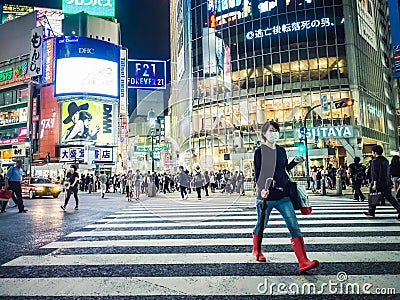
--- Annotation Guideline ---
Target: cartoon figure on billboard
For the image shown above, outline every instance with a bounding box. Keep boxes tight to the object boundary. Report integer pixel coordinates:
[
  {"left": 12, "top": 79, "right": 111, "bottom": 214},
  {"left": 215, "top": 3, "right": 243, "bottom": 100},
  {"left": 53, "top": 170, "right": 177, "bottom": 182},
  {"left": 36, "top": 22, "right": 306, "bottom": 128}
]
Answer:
[
  {"left": 61, "top": 100, "right": 114, "bottom": 144},
  {"left": 61, "top": 102, "right": 89, "bottom": 142},
  {"left": 79, "top": 111, "right": 100, "bottom": 140}
]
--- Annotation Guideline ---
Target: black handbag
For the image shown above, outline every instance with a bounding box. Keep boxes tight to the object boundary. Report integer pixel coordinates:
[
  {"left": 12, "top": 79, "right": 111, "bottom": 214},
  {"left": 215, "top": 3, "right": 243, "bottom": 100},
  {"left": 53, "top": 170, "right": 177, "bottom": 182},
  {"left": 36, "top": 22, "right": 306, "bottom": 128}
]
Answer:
[
  {"left": 368, "top": 192, "right": 382, "bottom": 206},
  {"left": 288, "top": 181, "right": 302, "bottom": 210}
]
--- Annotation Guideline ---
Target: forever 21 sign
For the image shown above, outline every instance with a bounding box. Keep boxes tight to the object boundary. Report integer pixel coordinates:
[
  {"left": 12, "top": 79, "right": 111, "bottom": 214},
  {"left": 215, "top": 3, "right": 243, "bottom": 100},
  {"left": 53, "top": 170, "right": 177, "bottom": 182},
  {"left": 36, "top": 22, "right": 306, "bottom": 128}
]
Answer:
[{"left": 127, "top": 59, "right": 166, "bottom": 90}]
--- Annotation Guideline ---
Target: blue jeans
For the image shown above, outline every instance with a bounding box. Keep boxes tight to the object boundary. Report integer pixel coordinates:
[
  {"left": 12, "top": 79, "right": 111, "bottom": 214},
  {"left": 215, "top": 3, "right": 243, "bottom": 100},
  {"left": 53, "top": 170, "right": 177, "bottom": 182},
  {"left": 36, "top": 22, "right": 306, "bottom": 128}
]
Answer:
[{"left": 253, "top": 196, "right": 302, "bottom": 238}]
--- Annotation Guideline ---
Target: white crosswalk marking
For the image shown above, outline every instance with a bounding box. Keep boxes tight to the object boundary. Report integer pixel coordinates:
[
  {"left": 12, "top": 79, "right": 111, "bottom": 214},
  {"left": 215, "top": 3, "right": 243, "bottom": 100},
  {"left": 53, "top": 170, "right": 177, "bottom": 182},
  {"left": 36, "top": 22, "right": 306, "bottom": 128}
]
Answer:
[{"left": 1, "top": 195, "right": 399, "bottom": 297}]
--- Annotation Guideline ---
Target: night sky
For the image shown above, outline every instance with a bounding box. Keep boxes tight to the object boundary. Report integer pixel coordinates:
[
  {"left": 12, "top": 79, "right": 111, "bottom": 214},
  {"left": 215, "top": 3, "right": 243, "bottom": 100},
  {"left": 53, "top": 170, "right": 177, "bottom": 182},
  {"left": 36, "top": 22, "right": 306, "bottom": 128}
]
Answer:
[{"left": 1, "top": 0, "right": 171, "bottom": 60}]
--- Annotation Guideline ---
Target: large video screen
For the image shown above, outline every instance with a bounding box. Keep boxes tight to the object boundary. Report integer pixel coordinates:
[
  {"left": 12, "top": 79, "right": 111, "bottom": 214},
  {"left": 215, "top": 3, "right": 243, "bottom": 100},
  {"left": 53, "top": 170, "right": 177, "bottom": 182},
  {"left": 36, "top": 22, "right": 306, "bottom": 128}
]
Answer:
[
  {"left": 55, "top": 36, "right": 120, "bottom": 98},
  {"left": 56, "top": 57, "right": 118, "bottom": 97}
]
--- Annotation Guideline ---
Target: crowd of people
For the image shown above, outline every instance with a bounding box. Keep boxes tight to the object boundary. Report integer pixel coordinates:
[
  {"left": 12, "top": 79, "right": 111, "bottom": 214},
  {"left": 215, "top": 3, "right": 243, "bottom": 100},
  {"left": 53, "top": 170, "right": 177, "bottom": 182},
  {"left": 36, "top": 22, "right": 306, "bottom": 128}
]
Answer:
[
  {"left": 309, "top": 154, "right": 400, "bottom": 203},
  {"left": 66, "top": 167, "right": 251, "bottom": 202}
]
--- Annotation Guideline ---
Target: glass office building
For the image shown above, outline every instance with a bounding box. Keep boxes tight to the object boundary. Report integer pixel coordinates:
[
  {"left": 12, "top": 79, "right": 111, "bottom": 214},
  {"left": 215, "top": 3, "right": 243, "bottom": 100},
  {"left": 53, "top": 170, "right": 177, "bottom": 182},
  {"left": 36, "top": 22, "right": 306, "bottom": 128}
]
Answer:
[{"left": 170, "top": 0, "right": 398, "bottom": 176}]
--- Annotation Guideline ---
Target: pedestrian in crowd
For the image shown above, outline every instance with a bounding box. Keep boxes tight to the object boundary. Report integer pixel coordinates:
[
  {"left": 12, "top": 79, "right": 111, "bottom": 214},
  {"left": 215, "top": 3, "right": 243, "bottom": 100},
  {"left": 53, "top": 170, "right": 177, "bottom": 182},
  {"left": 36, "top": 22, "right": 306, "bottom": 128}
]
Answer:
[
  {"left": 232, "top": 171, "right": 238, "bottom": 193},
  {"left": 193, "top": 165, "right": 205, "bottom": 200},
  {"left": 134, "top": 170, "right": 142, "bottom": 200},
  {"left": 327, "top": 164, "right": 336, "bottom": 189},
  {"left": 178, "top": 166, "right": 190, "bottom": 199},
  {"left": 253, "top": 121, "right": 319, "bottom": 272},
  {"left": 0, "top": 173, "right": 7, "bottom": 213},
  {"left": 99, "top": 171, "right": 107, "bottom": 198},
  {"left": 310, "top": 166, "right": 318, "bottom": 192},
  {"left": 125, "top": 170, "right": 133, "bottom": 201},
  {"left": 209, "top": 171, "right": 216, "bottom": 193},
  {"left": 237, "top": 171, "right": 245, "bottom": 195},
  {"left": 4, "top": 160, "right": 27, "bottom": 213},
  {"left": 204, "top": 170, "right": 210, "bottom": 196},
  {"left": 61, "top": 165, "right": 80, "bottom": 211},
  {"left": 364, "top": 145, "right": 400, "bottom": 220},
  {"left": 389, "top": 155, "right": 400, "bottom": 200},
  {"left": 348, "top": 157, "right": 366, "bottom": 202},
  {"left": 142, "top": 173, "right": 150, "bottom": 196}
]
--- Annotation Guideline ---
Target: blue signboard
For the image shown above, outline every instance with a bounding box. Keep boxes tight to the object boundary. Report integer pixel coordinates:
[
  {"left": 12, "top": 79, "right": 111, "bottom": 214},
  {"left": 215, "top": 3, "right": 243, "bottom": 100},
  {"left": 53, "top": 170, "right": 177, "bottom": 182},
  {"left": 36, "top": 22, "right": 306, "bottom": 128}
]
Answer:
[
  {"left": 127, "top": 59, "right": 166, "bottom": 90},
  {"left": 388, "top": 0, "right": 400, "bottom": 77},
  {"left": 54, "top": 36, "right": 120, "bottom": 98}
]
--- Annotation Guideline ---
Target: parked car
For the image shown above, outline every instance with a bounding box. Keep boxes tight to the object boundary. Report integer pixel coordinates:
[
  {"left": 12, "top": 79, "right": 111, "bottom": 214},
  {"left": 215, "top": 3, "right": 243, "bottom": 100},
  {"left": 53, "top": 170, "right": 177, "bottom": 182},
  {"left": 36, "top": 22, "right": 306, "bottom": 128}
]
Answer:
[{"left": 21, "top": 177, "right": 62, "bottom": 199}]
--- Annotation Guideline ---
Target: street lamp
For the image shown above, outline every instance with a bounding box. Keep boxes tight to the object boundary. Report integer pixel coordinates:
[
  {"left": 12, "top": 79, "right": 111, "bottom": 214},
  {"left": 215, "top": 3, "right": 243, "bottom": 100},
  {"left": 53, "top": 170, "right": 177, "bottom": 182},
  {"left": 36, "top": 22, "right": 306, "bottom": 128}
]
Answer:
[
  {"left": 147, "top": 109, "right": 156, "bottom": 173},
  {"left": 147, "top": 109, "right": 157, "bottom": 197}
]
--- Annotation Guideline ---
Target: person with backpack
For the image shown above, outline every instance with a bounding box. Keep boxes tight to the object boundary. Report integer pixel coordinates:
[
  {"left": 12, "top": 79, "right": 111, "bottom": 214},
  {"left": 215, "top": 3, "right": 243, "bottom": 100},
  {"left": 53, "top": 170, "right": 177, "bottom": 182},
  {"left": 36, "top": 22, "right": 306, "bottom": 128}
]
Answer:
[
  {"left": 193, "top": 166, "right": 205, "bottom": 200},
  {"left": 364, "top": 145, "right": 400, "bottom": 220},
  {"left": 349, "top": 157, "right": 366, "bottom": 202}
]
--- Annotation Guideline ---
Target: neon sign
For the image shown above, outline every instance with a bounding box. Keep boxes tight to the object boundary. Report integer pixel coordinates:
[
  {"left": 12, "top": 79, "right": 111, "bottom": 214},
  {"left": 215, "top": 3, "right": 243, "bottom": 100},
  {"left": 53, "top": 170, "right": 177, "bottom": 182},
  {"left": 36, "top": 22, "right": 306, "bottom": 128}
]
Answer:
[
  {"left": 127, "top": 60, "right": 166, "bottom": 90},
  {"left": 62, "top": 0, "right": 115, "bottom": 18},
  {"left": 246, "top": 17, "right": 335, "bottom": 40}
]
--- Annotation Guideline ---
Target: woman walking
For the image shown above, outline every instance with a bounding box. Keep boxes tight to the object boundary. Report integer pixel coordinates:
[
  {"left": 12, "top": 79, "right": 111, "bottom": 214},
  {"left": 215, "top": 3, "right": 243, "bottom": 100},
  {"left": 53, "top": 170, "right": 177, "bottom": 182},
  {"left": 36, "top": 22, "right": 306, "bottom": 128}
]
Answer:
[{"left": 252, "top": 121, "right": 319, "bottom": 272}]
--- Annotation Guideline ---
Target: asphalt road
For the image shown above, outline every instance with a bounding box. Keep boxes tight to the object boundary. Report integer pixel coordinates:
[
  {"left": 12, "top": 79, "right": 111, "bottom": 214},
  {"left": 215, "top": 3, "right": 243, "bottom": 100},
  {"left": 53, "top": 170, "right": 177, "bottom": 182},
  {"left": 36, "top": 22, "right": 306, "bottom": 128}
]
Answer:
[
  {"left": 0, "top": 190, "right": 399, "bottom": 299},
  {"left": 0, "top": 190, "right": 132, "bottom": 265}
]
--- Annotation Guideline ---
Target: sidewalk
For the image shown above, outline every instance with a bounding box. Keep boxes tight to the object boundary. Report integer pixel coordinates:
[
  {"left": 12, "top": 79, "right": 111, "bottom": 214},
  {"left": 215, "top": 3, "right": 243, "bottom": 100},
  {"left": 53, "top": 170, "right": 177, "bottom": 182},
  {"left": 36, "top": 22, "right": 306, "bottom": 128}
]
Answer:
[{"left": 308, "top": 185, "right": 371, "bottom": 198}]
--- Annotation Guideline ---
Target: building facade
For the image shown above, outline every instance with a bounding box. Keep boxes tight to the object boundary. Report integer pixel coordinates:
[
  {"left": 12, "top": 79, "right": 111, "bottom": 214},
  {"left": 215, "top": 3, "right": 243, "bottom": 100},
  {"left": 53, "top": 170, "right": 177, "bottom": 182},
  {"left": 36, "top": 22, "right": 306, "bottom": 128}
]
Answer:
[{"left": 170, "top": 0, "right": 398, "bottom": 176}]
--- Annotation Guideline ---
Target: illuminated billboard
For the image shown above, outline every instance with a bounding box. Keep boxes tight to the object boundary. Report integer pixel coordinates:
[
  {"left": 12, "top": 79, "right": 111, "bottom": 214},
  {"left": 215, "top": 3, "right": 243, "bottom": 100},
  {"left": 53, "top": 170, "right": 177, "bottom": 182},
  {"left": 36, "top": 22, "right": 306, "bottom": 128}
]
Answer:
[
  {"left": 258, "top": 0, "right": 314, "bottom": 14},
  {"left": 55, "top": 36, "right": 120, "bottom": 98},
  {"left": 1, "top": 4, "right": 33, "bottom": 24},
  {"left": 127, "top": 60, "right": 166, "bottom": 89},
  {"left": 60, "top": 99, "right": 117, "bottom": 145},
  {"left": 208, "top": 0, "right": 252, "bottom": 28},
  {"left": 62, "top": 0, "right": 115, "bottom": 18}
]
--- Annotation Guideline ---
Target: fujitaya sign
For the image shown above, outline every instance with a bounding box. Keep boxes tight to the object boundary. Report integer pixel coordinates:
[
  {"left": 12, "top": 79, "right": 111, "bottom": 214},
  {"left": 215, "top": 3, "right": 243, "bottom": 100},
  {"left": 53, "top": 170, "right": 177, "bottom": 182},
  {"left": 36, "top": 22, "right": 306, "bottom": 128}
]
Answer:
[{"left": 298, "top": 126, "right": 354, "bottom": 139}]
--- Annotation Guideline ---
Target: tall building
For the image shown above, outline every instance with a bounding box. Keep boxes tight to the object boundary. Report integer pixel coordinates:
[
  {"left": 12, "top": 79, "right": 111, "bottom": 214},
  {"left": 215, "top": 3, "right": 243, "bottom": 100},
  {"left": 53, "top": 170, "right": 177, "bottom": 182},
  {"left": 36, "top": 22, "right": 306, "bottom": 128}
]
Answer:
[{"left": 170, "top": 0, "right": 398, "bottom": 176}]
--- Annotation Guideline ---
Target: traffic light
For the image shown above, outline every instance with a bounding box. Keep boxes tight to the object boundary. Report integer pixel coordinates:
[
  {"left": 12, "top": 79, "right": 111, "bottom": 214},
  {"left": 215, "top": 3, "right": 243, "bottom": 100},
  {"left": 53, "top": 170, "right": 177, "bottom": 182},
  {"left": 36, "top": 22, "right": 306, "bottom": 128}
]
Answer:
[
  {"left": 334, "top": 98, "right": 354, "bottom": 109},
  {"left": 298, "top": 140, "right": 306, "bottom": 154}
]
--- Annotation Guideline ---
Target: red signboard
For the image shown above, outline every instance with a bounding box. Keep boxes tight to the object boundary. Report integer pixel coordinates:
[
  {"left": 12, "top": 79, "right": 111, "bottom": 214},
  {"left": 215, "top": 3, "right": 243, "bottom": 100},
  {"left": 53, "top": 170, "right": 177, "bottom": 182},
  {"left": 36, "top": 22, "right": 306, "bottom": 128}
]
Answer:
[{"left": 39, "top": 85, "right": 59, "bottom": 157}]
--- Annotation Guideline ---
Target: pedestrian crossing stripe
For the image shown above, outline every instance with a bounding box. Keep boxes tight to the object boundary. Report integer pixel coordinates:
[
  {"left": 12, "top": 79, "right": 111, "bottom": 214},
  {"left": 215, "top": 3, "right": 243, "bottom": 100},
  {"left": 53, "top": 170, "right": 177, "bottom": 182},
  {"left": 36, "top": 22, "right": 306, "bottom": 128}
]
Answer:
[
  {"left": 66, "top": 226, "right": 400, "bottom": 237},
  {"left": 0, "top": 275, "right": 398, "bottom": 296},
  {"left": 4, "top": 251, "right": 400, "bottom": 266}
]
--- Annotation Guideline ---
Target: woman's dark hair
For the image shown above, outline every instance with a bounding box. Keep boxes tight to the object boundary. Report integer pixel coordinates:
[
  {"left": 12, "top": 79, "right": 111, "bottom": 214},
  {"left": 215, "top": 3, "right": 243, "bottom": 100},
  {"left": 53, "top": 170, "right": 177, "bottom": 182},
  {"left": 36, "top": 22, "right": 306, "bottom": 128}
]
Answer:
[
  {"left": 391, "top": 155, "right": 400, "bottom": 166},
  {"left": 79, "top": 111, "right": 92, "bottom": 121},
  {"left": 261, "top": 121, "right": 280, "bottom": 141},
  {"left": 371, "top": 145, "right": 383, "bottom": 155}
]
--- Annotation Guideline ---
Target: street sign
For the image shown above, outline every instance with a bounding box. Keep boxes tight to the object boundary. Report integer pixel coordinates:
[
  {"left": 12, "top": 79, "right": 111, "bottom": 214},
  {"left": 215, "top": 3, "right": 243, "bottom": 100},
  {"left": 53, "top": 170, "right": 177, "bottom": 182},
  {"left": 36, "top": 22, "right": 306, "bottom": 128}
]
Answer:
[
  {"left": 299, "top": 126, "right": 308, "bottom": 135},
  {"left": 12, "top": 143, "right": 26, "bottom": 157},
  {"left": 321, "top": 94, "right": 328, "bottom": 111}
]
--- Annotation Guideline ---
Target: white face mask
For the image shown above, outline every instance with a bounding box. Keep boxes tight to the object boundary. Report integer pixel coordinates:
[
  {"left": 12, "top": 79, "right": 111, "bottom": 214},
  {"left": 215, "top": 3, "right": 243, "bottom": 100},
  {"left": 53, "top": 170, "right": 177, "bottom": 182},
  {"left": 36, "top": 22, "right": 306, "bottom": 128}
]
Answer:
[{"left": 266, "top": 131, "right": 280, "bottom": 143}]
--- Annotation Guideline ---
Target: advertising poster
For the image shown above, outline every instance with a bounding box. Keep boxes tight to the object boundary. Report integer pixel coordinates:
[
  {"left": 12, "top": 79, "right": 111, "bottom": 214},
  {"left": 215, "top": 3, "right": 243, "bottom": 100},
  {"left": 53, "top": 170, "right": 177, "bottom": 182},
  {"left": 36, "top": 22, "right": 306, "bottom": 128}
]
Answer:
[
  {"left": 1, "top": 4, "right": 33, "bottom": 24},
  {"left": 60, "top": 99, "right": 116, "bottom": 145},
  {"left": 208, "top": 0, "right": 251, "bottom": 28},
  {"left": 357, "top": 0, "right": 377, "bottom": 50},
  {"left": 55, "top": 36, "right": 120, "bottom": 98},
  {"left": 39, "top": 86, "right": 59, "bottom": 157},
  {"left": 35, "top": 7, "right": 64, "bottom": 37}
]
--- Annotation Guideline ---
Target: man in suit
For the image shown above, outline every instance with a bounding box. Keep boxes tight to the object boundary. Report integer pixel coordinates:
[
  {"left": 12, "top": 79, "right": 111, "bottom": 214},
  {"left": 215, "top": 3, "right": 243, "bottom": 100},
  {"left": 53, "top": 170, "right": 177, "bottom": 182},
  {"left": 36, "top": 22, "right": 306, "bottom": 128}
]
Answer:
[{"left": 364, "top": 145, "right": 400, "bottom": 220}]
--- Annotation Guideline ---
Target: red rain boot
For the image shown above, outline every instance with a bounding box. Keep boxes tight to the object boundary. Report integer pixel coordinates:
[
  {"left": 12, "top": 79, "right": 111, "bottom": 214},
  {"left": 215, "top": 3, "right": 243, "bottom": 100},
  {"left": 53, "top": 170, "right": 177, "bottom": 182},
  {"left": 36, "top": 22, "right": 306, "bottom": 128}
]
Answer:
[
  {"left": 252, "top": 234, "right": 266, "bottom": 262},
  {"left": 291, "top": 236, "right": 320, "bottom": 272}
]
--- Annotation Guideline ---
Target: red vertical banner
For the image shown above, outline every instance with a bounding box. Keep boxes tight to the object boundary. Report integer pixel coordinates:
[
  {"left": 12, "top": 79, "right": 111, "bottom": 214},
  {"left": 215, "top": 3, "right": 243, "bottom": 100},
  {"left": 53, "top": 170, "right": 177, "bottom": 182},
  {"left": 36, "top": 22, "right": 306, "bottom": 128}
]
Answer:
[{"left": 39, "top": 85, "right": 59, "bottom": 157}]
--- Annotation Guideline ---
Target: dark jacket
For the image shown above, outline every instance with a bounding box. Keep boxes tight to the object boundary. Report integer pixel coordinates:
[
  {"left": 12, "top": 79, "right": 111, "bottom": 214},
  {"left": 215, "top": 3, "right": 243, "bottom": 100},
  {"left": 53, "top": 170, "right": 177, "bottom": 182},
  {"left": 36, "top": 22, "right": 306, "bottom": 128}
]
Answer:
[
  {"left": 254, "top": 144, "right": 297, "bottom": 200},
  {"left": 371, "top": 156, "right": 391, "bottom": 190}
]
